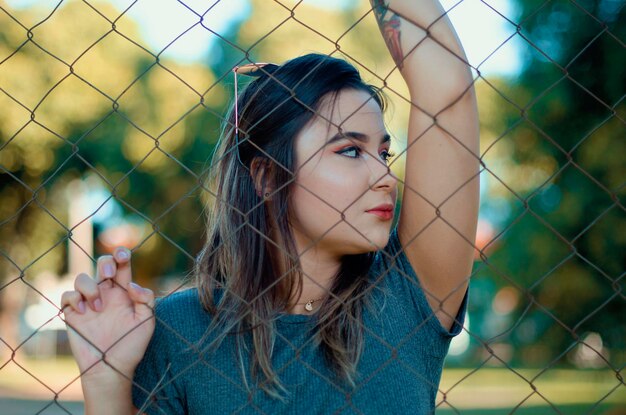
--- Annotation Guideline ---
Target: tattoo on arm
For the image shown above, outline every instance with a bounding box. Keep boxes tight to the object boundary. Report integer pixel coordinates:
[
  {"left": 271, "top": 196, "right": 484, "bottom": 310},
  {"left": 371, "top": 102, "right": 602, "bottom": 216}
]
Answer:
[{"left": 371, "top": 0, "right": 404, "bottom": 70}]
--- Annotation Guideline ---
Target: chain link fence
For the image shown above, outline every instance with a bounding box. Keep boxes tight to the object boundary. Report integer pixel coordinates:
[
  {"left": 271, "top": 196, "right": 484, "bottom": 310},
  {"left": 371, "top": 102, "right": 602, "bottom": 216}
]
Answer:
[{"left": 0, "top": 0, "right": 624, "bottom": 414}]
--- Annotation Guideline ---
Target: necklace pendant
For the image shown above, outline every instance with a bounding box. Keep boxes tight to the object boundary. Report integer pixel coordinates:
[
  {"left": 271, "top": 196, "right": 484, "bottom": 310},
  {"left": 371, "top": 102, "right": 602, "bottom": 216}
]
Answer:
[{"left": 304, "top": 300, "right": 314, "bottom": 312}]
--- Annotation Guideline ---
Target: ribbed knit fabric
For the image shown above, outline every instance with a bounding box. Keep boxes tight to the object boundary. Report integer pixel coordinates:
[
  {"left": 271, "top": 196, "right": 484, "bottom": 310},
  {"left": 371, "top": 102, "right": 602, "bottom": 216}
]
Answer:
[{"left": 132, "top": 227, "right": 469, "bottom": 414}]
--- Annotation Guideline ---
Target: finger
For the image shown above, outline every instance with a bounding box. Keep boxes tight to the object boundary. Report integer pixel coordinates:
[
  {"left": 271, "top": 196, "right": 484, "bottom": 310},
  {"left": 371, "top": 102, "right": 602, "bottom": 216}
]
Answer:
[
  {"left": 127, "top": 282, "right": 155, "bottom": 319},
  {"left": 112, "top": 247, "right": 133, "bottom": 287},
  {"left": 61, "top": 290, "right": 86, "bottom": 314},
  {"left": 95, "top": 255, "right": 116, "bottom": 283},
  {"left": 74, "top": 273, "right": 102, "bottom": 312}
]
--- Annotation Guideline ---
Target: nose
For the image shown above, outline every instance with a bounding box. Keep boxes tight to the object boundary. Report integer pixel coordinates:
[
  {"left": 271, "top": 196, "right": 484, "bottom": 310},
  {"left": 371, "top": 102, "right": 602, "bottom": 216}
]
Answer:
[{"left": 368, "top": 156, "right": 398, "bottom": 192}]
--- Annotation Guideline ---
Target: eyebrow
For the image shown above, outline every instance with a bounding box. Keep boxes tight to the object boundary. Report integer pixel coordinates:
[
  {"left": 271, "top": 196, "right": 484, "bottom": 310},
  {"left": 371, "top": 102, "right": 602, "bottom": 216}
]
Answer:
[{"left": 326, "top": 131, "right": 391, "bottom": 146}]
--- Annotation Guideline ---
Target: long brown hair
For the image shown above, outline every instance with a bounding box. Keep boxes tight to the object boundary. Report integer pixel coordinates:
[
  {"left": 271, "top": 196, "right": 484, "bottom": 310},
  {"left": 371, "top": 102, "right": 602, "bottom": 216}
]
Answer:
[{"left": 193, "top": 53, "right": 388, "bottom": 400}]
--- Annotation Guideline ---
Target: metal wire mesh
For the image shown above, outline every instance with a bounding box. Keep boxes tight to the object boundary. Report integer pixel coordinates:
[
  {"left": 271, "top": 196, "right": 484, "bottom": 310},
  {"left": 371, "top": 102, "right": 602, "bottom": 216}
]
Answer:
[{"left": 0, "top": 0, "right": 624, "bottom": 414}]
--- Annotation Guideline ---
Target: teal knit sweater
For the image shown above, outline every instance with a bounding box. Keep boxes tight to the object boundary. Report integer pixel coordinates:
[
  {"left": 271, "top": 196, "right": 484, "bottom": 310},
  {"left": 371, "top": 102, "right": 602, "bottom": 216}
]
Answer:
[{"left": 132, "top": 227, "right": 468, "bottom": 414}]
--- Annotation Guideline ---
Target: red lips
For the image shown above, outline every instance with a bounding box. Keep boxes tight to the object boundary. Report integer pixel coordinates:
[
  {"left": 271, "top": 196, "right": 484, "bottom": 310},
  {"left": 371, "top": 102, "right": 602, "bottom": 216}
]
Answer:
[
  {"left": 366, "top": 203, "right": 394, "bottom": 220},
  {"left": 366, "top": 203, "right": 394, "bottom": 212}
]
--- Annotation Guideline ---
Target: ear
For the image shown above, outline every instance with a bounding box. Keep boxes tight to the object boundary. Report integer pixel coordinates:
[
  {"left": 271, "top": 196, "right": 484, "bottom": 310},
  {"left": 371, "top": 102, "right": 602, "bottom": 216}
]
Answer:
[{"left": 250, "top": 157, "right": 274, "bottom": 197}]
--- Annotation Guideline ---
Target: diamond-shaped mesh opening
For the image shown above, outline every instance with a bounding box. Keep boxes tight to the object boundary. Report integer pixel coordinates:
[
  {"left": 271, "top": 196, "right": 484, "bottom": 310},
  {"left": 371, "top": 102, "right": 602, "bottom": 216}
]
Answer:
[
  {"left": 519, "top": 0, "right": 607, "bottom": 67},
  {"left": 0, "top": 0, "right": 624, "bottom": 413},
  {"left": 573, "top": 114, "right": 625, "bottom": 192},
  {"left": 0, "top": 40, "right": 68, "bottom": 110},
  {"left": 27, "top": 1, "right": 112, "bottom": 64},
  {"left": 69, "top": 33, "right": 153, "bottom": 100}
]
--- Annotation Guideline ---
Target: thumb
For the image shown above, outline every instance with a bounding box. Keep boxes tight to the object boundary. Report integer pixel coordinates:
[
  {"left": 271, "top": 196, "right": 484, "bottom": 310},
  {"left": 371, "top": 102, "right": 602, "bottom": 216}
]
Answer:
[{"left": 127, "top": 282, "right": 155, "bottom": 319}]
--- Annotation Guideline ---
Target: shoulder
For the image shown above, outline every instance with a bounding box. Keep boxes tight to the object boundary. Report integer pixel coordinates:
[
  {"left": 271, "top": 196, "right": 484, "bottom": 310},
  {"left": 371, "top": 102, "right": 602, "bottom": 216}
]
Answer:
[
  {"left": 155, "top": 286, "right": 203, "bottom": 315},
  {"left": 369, "top": 227, "right": 468, "bottom": 343}
]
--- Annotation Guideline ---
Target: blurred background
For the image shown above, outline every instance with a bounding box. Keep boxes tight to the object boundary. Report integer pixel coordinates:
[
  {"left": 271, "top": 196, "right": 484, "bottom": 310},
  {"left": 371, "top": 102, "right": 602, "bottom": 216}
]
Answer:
[{"left": 0, "top": 0, "right": 624, "bottom": 413}]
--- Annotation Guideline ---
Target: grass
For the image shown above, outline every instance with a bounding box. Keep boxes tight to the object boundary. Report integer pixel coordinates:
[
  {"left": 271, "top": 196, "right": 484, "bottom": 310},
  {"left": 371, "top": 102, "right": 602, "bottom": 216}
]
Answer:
[
  {"left": 437, "top": 367, "right": 626, "bottom": 414},
  {"left": 436, "top": 404, "right": 625, "bottom": 415}
]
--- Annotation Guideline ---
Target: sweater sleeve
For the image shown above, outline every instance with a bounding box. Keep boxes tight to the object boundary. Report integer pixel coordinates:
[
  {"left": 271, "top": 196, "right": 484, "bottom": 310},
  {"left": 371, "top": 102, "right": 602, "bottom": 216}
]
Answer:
[
  {"left": 131, "top": 298, "right": 185, "bottom": 415},
  {"left": 383, "top": 226, "right": 469, "bottom": 341}
]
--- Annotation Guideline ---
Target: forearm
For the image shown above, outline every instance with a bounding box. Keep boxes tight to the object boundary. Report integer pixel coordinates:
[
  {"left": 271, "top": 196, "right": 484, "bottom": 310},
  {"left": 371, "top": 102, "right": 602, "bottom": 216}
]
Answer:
[{"left": 370, "top": 0, "right": 473, "bottom": 111}]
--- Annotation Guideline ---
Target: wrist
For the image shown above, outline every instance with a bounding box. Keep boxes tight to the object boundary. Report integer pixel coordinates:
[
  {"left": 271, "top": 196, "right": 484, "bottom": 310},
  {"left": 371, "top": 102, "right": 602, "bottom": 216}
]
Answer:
[
  {"left": 81, "top": 366, "right": 133, "bottom": 394},
  {"left": 81, "top": 371, "right": 134, "bottom": 415}
]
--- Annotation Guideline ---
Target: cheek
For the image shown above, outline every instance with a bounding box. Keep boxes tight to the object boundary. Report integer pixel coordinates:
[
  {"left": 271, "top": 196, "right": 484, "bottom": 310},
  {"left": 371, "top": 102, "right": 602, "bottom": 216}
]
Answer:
[{"left": 293, "top": 166, "right": 362, "bottom": 214}]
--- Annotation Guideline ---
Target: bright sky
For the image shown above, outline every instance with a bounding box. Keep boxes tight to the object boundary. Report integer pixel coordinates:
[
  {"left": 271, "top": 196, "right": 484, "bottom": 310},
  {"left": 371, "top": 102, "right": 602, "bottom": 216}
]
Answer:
[
  {"left": 441, "top": 0, "right": 523, "bottom": 76},
  {"left": 8, "top": 0, "right": 523, "bottom": 76}
]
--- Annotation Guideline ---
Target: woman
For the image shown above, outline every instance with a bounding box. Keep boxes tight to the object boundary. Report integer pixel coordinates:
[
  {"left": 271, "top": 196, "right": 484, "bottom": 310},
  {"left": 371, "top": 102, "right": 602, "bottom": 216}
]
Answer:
[{"left": 61, "top": 0, "right": 479, "bottom": 413}]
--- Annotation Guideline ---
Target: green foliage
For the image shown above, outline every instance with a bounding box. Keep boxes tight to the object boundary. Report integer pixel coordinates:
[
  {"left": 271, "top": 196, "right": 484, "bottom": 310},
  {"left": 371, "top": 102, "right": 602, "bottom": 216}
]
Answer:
[
  {"left": 0, "top": 1, "right": 224, "bottom": 285},
  {"left": 473, "top": 0, "right": 625, "bottom": 368}
]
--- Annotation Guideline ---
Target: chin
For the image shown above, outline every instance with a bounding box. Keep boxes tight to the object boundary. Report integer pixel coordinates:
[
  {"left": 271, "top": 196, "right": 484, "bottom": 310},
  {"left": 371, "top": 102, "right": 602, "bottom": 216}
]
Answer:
[
  {"left": 314, "top": 223, "right": 391, "bottom": 254},
  {"left": 350, "top": 228, "right": 391, "bottom": 253}
]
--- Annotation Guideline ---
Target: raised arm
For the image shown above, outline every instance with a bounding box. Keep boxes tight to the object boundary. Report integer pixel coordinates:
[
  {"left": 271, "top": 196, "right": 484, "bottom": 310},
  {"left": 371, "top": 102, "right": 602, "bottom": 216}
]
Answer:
[{"left": 371, "top": 0, "right": 480, "bottom": 331}]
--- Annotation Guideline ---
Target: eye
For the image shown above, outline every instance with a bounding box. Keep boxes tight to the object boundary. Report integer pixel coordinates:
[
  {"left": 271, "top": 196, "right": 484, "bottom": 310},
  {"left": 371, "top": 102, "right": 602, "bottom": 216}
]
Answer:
[
  {"left": 381, "top": 149, "right": 396, "bottom": 163},
  {"left": 337, "top": 146, "right": 361, "bottom": 158},
  {"left": 337, "top": 146, "right": 396, "bottom": 163}
]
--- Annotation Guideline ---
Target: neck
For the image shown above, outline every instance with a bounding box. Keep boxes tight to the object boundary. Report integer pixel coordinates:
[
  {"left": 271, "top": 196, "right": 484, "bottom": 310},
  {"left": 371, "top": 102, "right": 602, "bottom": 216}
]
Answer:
[
  {"left": 287, "top": 246, "right": 340, "bottom": 313},
  {"left": 273, "top": 227, "right": 341, "bottom": 314}
]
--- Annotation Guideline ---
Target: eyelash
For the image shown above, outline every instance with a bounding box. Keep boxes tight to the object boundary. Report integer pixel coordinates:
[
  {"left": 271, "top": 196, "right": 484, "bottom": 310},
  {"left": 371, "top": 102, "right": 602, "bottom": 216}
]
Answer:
[{"left": 338, "top": 146, "right": 396, "bottom": 162}]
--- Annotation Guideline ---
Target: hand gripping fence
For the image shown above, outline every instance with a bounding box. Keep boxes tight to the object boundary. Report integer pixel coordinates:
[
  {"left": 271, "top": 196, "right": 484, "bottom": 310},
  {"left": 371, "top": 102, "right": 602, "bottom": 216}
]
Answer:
[{"left": 0, "top": 0, "right": 624, "bottom": 414}]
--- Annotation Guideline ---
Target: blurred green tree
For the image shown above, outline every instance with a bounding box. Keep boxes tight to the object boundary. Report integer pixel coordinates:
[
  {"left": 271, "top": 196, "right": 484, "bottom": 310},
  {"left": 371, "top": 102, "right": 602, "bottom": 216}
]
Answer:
[
  {"left": 0, "top": 0, "right": 225, "bottom": 355},
  {"left": 474, "top": 0, "right": 624, "bottom": 369}
]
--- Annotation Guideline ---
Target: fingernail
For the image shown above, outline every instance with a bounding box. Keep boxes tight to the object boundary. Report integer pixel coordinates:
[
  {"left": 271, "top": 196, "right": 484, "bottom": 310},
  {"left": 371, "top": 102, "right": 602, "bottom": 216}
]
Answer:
[
  {"left": 117, "top": 249, "right": 130, "bottom": 260},
  {"left": 93, "top": 298, "right": 103, "bottom": 312},
  {"left": 103, "top": 263, "right": 114, "bottom": 278},
  {"left": 78, "top": 301, "right": 86, "bottom": 314},
  {"left": 129, "top": 282, "right": 142, "bottom": 291}
]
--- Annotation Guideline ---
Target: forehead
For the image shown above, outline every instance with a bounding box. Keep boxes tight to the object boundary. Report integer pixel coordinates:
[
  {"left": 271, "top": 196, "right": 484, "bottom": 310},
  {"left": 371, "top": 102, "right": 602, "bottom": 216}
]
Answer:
[{"left": 295, "top": 89, "right": 386, "bottom": 150}]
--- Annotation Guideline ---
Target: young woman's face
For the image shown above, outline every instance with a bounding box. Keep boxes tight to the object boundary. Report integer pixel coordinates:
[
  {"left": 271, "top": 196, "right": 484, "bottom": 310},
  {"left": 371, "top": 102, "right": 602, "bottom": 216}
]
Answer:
[{"left": 288, "top": 88, "right": 398, "bottom": 256}]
